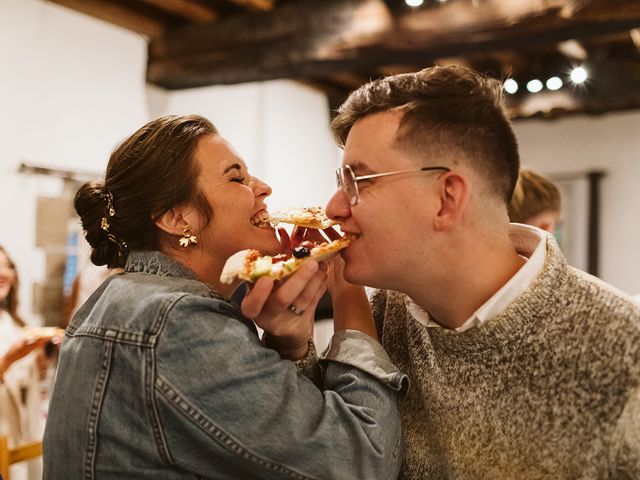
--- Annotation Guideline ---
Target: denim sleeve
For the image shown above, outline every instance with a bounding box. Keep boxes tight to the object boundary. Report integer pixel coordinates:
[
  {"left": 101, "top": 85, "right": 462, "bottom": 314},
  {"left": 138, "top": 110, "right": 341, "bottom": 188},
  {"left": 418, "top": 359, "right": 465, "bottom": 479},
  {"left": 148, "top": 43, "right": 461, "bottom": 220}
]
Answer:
[
  {"left": 322, "top": 329, "right": 408, "bottom": 395},
  {"left": 152, "top": 295, "right": 404, "bottom": 480}
]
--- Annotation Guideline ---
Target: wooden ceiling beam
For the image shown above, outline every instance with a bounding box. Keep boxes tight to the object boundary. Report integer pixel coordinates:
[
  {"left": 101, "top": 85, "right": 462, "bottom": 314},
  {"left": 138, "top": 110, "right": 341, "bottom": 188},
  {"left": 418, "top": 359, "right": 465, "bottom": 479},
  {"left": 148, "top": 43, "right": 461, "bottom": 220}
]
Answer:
[
  {"left": 46, "top": 0, "right": 166, "bottom": 39},
  {"left": 138, "top": 0, "right": 218, "bottom": 23},
  {"left": 227, "top": 0, "right": 276, "bottom": 12},
  {"left": 147, "top": 0, "right": 640, "bottom": 89}
]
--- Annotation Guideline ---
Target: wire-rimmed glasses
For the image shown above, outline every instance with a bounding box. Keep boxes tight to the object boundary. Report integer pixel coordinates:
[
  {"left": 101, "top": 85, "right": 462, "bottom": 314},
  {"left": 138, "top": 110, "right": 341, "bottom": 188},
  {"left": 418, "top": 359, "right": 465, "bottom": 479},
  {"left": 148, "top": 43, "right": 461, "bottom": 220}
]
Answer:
[{"left": 335, "top": 164, "right": 451, "bottom": 205}]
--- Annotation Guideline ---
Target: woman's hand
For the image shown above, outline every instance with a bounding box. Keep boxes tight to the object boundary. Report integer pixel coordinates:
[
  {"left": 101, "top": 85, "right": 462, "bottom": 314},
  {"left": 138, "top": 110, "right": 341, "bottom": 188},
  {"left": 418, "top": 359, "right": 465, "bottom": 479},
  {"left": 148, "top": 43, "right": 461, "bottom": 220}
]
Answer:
[
  {"left": 0, "top": 335, "right": 55, "bottom": 380},
  {"left": 241, "top": 260, "right": 327, "bottom": 361}
]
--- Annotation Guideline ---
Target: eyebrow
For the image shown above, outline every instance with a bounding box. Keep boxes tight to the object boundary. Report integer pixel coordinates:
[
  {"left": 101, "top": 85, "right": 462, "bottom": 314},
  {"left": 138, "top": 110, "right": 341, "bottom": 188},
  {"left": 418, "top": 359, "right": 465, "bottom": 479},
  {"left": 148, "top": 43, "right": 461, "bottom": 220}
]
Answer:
[{"left": 223, "top": 163, "right": 242, "bottom": 174}]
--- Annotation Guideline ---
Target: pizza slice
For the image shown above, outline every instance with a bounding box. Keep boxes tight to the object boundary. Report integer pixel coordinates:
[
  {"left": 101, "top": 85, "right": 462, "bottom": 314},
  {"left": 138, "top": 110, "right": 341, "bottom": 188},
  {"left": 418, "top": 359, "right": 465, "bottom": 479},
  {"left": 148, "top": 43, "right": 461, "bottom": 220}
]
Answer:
[
  {"left": 220, "top": 235, "right": 352, "bottom": 284},
  {"left": 267, "top": 207, "right": 337, "bottom": 230}
]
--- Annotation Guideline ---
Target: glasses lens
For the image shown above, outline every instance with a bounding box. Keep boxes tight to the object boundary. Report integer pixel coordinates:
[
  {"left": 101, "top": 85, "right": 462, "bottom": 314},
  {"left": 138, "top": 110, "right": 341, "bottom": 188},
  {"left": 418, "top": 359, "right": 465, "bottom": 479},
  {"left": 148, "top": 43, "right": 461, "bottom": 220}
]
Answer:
[{"left": 337, "top": 166, "right": 358, "bottom": 204}]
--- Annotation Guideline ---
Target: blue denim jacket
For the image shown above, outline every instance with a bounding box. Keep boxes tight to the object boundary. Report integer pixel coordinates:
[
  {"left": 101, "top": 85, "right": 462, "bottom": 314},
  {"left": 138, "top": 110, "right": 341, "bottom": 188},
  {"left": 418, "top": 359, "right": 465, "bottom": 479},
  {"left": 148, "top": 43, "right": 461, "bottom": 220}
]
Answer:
[{"left": 43, "top": 251, "right": 406, "bottom": 479}]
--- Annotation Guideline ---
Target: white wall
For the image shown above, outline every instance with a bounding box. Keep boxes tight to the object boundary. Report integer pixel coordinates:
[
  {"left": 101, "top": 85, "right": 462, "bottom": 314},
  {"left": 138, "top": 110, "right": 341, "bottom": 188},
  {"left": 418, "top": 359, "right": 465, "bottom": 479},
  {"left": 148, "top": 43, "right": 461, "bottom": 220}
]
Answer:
[
  {"left": 147, "top": 80, "right": 339, "bottom": 209},
  {"left": 0, "top": 0, "right": 149, "bottom": 323},
  {"left": 513, "top": 111, "right": 640, "bottom": 295}
]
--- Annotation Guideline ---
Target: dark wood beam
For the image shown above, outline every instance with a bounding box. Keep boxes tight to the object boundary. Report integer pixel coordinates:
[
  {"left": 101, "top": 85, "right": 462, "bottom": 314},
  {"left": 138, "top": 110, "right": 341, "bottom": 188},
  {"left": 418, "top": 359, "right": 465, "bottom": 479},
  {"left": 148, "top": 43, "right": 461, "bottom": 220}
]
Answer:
[
  {"left": 46, "top": 0, "right": 166, "bottom": 39},
  {"left": 138, "top": 0, "right": 219, "bottom": 23},
  {"left": 227, "top": 0, "right": 276, "bottom": 11},
  {"left": 147, "top": 0, "right": 640, "bottom": 89}
]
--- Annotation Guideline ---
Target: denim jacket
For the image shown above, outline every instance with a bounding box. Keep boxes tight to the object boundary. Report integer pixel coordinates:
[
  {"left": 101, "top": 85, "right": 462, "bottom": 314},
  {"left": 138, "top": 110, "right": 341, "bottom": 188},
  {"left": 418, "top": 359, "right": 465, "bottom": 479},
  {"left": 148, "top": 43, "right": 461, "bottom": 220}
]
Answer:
[{"left": 43, "top": 251, "right": 407, "bottom": 480}]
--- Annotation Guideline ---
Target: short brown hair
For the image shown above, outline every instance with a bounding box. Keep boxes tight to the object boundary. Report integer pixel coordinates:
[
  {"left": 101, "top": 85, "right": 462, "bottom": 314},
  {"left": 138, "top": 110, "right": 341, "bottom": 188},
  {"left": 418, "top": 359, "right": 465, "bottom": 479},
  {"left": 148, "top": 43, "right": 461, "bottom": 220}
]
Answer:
[
  {"left": 75, "top": 115, "right": 217, "bottom": 268},
  {"left": 508, "top": 168, "right": 561, "bottom": 224},
  {"left": 331, "top": 65, "right": 520, "bottom": 203}
]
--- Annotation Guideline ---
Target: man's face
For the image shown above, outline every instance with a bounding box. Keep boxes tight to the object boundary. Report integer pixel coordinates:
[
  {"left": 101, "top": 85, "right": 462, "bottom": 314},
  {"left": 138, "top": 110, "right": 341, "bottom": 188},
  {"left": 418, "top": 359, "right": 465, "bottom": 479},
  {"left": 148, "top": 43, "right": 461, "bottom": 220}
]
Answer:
[{"left": 326, "top": 111, "right": 443, "bottom": 289}]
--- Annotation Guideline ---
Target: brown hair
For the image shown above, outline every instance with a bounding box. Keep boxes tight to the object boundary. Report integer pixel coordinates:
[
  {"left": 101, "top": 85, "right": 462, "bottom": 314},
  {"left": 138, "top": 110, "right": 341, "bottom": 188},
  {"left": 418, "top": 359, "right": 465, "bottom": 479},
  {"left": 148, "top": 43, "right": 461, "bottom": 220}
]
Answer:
[
  {"left": 508, "top": 168, "right": 561, "bottom": 224},
  {"left": 75, "top": 115, "right": 217, "bottom": 269},
  {"left": 0, "top": 245, "right": 26, "bottom": 327},
  {"left": 331, "top": 65, "right": 520, "bottom": 203}
]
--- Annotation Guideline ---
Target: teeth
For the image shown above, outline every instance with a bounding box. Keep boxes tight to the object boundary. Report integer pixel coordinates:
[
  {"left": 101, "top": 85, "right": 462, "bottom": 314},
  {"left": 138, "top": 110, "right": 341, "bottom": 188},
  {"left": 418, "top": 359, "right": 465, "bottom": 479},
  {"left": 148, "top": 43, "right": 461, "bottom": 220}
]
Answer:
[{"left": 251, "top": 211, "right": 271, "bottom": 227}]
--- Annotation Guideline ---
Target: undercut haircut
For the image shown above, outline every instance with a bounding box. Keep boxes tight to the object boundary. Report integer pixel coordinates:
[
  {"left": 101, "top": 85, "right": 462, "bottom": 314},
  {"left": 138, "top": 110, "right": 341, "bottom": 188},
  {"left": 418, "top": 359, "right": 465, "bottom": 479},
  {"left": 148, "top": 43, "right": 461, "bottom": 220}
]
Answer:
[{"left": 331, "top": 65, "right": 520, "bottom": 203}]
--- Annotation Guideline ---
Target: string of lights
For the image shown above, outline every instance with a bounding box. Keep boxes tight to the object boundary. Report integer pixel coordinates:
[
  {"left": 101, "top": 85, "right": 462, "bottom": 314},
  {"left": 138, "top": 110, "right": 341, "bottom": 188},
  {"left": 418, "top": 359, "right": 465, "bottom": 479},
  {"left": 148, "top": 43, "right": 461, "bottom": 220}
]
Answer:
[{"left": 503, "top": 66, "right": 588, "bottom": 95}]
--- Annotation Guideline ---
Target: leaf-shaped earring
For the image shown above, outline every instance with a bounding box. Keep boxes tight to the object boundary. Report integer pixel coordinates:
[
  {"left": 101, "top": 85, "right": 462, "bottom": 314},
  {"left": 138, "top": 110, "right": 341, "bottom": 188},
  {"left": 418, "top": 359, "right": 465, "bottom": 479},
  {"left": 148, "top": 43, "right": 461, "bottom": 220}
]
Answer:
[{"left": 179, "top": 226, "right": 198, "bottom": 248}]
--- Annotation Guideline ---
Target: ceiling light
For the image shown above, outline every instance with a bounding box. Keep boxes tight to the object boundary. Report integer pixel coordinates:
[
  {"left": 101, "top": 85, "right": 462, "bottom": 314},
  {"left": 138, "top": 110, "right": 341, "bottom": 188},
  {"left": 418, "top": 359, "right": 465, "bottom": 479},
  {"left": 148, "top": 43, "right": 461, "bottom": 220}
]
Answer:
[
  {"left": 570, "top": 66, "right": 588, "bottom": 84},
  {"left": 405, "top": 0, "right": 424, "bottom": 6},
  {"left": 546, "top": 76, "right": 563, "bottom": 91},
  {"left": 503, "top": 79, "right": 518, "bottom": 94},
  {"left": 526, "top": 79, "right": 543, "bottom": 93}
]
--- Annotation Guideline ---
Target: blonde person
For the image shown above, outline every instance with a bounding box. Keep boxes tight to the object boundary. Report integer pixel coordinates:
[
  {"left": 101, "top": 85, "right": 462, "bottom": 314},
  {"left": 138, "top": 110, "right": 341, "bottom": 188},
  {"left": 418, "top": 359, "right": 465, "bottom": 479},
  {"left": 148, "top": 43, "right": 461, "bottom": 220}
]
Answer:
[
  {"left": 508, "top": 167, "right": 561, "bottom": 233},
  {"left": 43, "top": 115, "right": 406, "bottom": 480},
  {"left": 326, "top": 65, "right": 640, "bottom": 479},
  {"left": 0, "top": 246, "right": 59, "bottom": 480}
]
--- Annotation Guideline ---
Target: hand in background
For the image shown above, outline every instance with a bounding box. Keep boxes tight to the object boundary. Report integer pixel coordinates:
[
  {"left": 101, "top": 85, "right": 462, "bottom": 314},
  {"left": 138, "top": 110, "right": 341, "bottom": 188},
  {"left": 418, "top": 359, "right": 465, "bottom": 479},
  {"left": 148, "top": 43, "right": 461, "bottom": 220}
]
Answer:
[{"left": 0, "top": 335, "right": 55, "bottom": 380}]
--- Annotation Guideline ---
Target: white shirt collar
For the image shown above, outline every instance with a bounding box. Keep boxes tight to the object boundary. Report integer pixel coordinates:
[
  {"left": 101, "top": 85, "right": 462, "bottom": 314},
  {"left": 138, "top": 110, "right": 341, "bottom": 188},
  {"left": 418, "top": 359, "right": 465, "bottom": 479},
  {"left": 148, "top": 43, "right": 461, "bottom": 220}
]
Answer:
[{"left": 406, "top": 223, "right": 548, "bottom": 332}]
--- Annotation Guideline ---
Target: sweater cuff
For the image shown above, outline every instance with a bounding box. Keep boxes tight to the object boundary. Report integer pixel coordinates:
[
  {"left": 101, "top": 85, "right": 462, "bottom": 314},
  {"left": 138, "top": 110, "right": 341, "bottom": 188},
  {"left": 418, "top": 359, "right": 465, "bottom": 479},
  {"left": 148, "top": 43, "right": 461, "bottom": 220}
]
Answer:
[{"left": 321, "top": 329, "right": 408, "bottom": 395}]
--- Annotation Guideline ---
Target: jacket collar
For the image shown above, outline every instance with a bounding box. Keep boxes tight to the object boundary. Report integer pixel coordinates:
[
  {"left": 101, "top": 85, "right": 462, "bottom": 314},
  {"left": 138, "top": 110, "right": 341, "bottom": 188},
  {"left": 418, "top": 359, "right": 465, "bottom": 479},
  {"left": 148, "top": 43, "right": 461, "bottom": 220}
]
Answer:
[{"left": 125, "top": 250, "right": 200, "bottom": 281}]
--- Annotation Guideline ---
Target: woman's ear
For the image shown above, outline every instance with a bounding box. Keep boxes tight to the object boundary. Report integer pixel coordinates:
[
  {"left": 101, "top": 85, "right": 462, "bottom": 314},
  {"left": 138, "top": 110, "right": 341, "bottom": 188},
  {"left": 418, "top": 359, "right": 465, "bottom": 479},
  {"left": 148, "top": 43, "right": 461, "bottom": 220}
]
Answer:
[
  {"left": 154, "top": 205, "right": 201, "bottom": 236},
  {"left": 433, "top": 172, "right": 469, "bottom": 232},
  {"left": 154, "top": 209, "right": 185, "bottom": 237}
]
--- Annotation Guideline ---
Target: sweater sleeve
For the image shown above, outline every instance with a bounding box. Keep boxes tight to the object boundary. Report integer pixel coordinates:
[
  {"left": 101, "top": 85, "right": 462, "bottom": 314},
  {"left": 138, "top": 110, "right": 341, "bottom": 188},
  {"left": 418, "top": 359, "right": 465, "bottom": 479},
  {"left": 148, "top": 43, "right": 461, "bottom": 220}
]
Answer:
[{"left": 609, "top": 385, "right": 640, "bottom": 479}]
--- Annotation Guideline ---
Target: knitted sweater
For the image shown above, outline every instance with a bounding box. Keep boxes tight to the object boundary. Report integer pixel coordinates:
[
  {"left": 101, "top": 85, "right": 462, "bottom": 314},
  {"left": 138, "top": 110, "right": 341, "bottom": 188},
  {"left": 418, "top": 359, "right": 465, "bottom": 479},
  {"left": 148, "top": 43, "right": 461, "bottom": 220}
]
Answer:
[{"left": 372, "top": 237, "right": 640, "bottom": 479}]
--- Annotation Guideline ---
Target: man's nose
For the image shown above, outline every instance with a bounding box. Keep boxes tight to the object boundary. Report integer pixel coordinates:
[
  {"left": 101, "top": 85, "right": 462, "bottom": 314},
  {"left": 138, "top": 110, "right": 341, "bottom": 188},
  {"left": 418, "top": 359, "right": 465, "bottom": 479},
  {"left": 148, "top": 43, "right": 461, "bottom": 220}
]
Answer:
[{"left": 326, "top": 189, "right": 350, "bottom": 222}]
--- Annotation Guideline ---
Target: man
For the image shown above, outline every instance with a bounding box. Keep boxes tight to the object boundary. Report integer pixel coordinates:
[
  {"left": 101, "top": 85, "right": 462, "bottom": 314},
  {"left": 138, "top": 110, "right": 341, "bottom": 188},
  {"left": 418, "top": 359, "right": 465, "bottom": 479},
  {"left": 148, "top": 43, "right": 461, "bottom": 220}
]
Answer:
[
  {"left": 509, "top": 167, "right": 561, "bottom": 233},
  {"left": 326, "top": 65, "right": 640, "bottom": 479}
]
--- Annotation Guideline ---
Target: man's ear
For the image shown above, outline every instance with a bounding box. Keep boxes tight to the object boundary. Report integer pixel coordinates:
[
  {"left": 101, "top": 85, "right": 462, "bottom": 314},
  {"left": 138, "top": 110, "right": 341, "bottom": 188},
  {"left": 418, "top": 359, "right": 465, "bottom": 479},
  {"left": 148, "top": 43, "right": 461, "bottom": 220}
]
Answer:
[
  {"left": 154, "top": 205, "right": 201, "bottom": 237},
  {"left": 433, "top": 172, "right": 469, "bottom": 232}
]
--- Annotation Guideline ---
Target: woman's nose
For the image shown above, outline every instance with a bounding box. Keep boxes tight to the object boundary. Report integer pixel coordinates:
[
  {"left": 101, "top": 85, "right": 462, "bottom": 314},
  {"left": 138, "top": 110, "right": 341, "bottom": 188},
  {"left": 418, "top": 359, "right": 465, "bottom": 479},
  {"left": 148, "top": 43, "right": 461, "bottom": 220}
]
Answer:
[{"left": 250, "top": 176, "right": 272, "bottom": 198}]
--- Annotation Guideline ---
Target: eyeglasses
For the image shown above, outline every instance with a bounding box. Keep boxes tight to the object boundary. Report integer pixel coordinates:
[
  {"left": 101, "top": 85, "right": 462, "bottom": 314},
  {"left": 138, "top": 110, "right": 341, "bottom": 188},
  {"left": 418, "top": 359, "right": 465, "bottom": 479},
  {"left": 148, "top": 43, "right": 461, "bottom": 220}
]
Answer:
[{"left": 335, "top": 164, "right": 451, "bottom": 205}]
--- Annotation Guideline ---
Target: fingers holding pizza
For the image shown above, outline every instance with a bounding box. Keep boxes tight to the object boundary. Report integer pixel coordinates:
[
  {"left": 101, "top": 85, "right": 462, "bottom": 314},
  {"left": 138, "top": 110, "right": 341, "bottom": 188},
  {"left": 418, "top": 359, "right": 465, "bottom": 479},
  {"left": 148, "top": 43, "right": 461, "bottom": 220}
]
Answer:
[
  {"left": 224, "top": 206, "right": 349, "bottom": 359},
  {"left": 241, "top": 260, "right": 327, "bottom": 360}
]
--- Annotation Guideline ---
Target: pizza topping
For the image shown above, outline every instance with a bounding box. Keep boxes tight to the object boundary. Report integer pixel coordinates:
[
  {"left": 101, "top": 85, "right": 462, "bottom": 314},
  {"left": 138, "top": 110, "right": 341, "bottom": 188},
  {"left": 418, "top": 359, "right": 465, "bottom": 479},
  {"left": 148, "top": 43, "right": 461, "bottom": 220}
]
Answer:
[
  {"left": 271, "top": 254, "right": 290, "bottom": 263},
  {"left": 292, "top": 246, "right": 311, "bottom": 259}
]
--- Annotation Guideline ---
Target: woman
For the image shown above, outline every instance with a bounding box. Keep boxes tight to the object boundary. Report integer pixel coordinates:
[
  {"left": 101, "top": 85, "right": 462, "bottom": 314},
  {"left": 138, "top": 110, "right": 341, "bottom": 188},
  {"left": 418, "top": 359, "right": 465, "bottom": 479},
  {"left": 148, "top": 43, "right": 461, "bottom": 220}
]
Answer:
[
  {"left": 0, "top": 246, "right": 55, "bottom": 480},
  {"left": 43, "top": 115, "right": 406, "bottom": 479}
]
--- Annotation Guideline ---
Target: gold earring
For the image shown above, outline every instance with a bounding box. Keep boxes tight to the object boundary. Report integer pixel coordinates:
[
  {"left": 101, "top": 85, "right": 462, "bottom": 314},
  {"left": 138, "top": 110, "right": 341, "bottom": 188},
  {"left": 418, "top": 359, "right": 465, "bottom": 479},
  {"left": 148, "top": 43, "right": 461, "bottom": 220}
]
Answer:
[{"left": 178, "top": 226, "right": 198, "bottom": 247}]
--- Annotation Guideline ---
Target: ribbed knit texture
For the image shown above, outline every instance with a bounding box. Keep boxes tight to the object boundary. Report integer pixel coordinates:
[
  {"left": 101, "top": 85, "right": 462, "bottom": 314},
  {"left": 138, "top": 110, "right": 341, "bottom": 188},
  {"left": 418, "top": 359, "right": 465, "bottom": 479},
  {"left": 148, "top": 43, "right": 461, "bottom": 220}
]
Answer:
[{"left": 373, "top": 237, "right": 640, "bottom": 479}]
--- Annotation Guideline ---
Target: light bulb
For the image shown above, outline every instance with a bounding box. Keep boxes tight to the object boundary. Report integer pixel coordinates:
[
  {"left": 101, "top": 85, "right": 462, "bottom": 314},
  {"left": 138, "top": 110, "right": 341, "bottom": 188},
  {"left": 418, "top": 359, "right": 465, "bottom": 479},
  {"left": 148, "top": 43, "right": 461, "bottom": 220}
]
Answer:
[
  {"left": 570, "top": 66, "right": 588, "bottom": 84},
  {"left": 503, "top": 79, "right": 519, "bottom": 94},
  {"left": 526, "top": 79, "right": 543, "bottom": 93},
  {"left": 546, "top": 76, "right": 563, "bottom": 91}
]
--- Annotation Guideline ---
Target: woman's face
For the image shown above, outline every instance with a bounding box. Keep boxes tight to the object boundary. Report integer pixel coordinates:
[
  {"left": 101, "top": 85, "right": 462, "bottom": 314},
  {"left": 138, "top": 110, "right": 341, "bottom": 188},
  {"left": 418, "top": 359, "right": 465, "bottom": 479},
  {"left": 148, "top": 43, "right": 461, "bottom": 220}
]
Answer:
[
  {"left": 193, "top": 135, "right": 281, "bottom": 262},
  {"left": 0, "top": 250, "right": 16, "bottom": 303}
]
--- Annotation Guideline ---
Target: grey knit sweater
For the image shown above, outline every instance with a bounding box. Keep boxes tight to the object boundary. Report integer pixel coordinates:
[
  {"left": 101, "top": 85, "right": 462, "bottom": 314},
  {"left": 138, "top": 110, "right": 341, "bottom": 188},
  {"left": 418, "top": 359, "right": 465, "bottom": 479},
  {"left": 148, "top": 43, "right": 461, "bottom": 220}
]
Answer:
[{"left": 372, "top": 237, "right": 640, "bottom": 479}]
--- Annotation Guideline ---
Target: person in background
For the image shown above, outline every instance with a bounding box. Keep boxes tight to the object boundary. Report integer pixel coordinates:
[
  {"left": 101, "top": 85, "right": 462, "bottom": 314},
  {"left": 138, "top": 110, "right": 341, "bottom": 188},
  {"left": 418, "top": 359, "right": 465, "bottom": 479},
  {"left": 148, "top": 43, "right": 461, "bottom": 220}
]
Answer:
[
  {"left": 325, "top": 65, "right": 640, "bottom": 479},
  {"left": 0, "top": 246, "right": 59, "bottom": 480},
  {"left": 508, "top": 167, "right": 561, "bottom": 233},
  {"left": 44, "top": 114, "right": 406, "bottom": 480}
]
